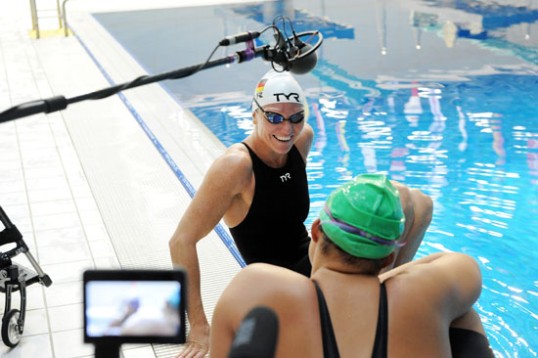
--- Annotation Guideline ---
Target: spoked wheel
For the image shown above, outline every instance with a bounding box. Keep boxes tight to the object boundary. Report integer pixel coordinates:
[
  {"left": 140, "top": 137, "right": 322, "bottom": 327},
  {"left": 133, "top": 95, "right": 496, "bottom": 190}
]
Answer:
[{"left": 2, "top": 309, "right": 22, "bottom": 347}]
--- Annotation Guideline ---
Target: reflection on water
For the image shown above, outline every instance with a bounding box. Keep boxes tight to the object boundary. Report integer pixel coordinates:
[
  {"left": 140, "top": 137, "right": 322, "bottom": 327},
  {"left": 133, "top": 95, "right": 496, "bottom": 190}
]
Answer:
[{"left": 93, "top": 0, "right": 538, "bottom": 356}]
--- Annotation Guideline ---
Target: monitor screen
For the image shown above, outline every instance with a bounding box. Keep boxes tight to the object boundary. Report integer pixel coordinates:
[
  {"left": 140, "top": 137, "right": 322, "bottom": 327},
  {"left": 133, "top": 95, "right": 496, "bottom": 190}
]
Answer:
[{"left": 83, "top": 269, "right": 186, "bottom": 345}]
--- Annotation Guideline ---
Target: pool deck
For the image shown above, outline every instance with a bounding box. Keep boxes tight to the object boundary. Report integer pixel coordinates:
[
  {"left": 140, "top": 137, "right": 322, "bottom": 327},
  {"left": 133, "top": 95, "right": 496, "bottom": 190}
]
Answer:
[{"left": 0, "top": 1, "right": 251, "bottom": 356}]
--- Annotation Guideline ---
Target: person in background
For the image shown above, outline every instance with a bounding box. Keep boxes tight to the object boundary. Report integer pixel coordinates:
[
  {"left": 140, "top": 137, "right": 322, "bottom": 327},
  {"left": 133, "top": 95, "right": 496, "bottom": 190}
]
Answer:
[
  {"left": 169, "top": 69, "right": 433, "bottom": 357},
  {"left": 210, "top": 174, "right": 492, "bottom": 357}
]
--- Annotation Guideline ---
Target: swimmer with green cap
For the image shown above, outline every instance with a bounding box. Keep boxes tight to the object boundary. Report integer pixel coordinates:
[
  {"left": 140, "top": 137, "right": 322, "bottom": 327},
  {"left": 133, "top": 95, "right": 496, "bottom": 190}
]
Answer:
[
  {"left": 211, "top": 173, "right": 492, "bottom": 357},
  {"left": 319, "top": 173, "right": 406, "bottom": 259}
]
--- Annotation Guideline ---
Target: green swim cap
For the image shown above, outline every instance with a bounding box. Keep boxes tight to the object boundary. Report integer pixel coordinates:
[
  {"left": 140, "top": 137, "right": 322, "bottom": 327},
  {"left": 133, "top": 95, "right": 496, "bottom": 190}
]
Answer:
[{"left": 319, "top": 174, "right": 405, "bottom": 259}]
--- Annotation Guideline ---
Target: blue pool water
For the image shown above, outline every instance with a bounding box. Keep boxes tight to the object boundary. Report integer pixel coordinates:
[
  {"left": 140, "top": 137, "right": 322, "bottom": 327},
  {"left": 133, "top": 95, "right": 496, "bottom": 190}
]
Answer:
[{"left": 93, "top": 1, "right": 537, "bottom": 356}]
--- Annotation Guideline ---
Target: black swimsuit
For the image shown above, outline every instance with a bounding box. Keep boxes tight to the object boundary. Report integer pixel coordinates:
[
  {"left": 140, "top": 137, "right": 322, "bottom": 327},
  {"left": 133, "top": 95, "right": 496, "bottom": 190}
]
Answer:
[
  {"left": 449, "top": 328, "right": 494, "bottom": 358},
  {"left": 313, "top": 281, "right": 494, "bottom": 358},
  {"left": 313, "top": 280, "right": 387, "bottom": 358},
  {"left": 229, "top": 143, "right": 311, "bottom": 276}
]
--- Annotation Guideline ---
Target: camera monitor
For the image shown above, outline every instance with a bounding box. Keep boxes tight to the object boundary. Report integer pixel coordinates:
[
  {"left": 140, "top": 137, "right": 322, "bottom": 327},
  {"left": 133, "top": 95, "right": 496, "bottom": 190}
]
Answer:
[{"left": 83, "top": 269, "right": 186, "bottom": 349}]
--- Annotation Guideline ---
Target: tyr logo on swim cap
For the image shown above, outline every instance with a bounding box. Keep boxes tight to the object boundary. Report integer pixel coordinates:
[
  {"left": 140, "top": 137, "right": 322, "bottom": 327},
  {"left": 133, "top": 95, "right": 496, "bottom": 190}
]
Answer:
[{"left": 252, "top": 70, "right": 305, "bottom": 111}]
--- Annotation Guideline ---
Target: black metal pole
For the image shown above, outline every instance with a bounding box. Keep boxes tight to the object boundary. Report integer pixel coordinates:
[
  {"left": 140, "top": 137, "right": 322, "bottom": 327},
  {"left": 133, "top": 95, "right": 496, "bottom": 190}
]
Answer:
[{"left": 0, "top": 44, "right": 268, "bottom": 123}]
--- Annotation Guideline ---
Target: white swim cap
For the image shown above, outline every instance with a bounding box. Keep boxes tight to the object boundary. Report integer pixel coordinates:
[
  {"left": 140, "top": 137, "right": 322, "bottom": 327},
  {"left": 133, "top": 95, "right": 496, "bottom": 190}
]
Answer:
[{"left": 252, "top": 70, "right": 305, "bottom": 112}]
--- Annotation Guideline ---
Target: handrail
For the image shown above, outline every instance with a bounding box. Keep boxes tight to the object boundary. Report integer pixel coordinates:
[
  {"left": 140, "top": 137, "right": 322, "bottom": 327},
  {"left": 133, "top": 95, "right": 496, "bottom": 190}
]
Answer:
[
  {"left": 28, "top": 0, "right": 70, "bottom": 38},
  {"left": 56, "top": 0, "right": 63, "bottom": 28},
  {"left": 62, "top": 0, "right": 71, "bottom": 37},
  {"left": 29, "top": 0, "right": 40, "bottom": 39}
]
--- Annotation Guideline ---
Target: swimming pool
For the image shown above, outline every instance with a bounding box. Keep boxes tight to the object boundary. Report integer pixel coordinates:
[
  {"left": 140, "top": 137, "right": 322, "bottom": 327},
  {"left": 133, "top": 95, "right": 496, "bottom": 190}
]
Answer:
[{"left": 93, "top": 1, "right": 537, "bottom": 356}]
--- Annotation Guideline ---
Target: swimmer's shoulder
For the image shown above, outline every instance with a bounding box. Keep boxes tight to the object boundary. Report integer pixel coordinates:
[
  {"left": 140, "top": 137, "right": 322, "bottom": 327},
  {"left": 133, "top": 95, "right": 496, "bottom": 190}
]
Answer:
[
  {"left": 211, "top": 142, "right": 253, "bottom": 175},
  {"left": 234, "top": 263, "right": 314, "bottom": 300}
]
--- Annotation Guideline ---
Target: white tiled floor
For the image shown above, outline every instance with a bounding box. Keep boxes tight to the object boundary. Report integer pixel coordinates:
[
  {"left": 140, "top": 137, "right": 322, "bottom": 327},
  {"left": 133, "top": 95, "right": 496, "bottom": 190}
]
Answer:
[{"left": 0, "top": 0, "right": 249, "bottom": 356}]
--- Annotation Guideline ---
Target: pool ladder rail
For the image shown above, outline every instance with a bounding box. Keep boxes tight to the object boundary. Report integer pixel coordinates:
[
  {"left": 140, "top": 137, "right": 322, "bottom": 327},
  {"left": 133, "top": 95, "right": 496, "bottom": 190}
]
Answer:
[
  {"left": 28, "top": 0, "right": 72, "bottom": 38},
  {"left": 0, "top": 205, "right": 53, "bottom": 348}
]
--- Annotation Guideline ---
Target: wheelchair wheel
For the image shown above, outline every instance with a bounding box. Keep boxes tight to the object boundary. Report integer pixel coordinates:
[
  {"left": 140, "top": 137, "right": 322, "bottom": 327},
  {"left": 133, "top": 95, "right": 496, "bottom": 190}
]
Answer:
[{"left": 2, "top": 309, "right": 21, "bottom": 347}]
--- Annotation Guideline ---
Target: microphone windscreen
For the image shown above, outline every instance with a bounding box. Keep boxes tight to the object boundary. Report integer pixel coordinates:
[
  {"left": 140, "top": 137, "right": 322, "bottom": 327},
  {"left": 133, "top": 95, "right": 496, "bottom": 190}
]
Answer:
[
  {"left": 289, "top": 42, "right": 317, "bottom": 75},
  {"left": 228, "top": 306, "right": 279, "bottom": 358}
]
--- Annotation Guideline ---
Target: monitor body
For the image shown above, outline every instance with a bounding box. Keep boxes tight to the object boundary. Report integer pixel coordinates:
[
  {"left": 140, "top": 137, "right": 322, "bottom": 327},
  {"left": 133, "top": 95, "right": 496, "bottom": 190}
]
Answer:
[{"left": 83, "top": 269, "right": 186, "bottom": 346}]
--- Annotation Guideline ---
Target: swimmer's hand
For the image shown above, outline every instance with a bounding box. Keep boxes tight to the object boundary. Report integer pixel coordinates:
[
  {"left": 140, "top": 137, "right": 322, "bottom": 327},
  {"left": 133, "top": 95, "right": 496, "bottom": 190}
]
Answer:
[{"left": 177, "top": 323, "right": 209, "bottom": 358}]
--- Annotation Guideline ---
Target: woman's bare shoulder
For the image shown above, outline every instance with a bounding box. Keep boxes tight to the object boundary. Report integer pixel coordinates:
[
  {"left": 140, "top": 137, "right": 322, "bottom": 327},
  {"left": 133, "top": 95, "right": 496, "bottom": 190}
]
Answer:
[
  {"left": 209, "top": 143, "right": 252, "bottom": 176},
  {"left": 227, "top": 263, "right": 314, "bottom": 301}
]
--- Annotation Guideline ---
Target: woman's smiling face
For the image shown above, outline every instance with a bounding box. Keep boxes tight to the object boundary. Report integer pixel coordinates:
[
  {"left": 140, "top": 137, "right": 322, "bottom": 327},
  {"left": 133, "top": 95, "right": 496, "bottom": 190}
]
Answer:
[{"left": 253, "top": 102, "right": 305, "bottom": 154}]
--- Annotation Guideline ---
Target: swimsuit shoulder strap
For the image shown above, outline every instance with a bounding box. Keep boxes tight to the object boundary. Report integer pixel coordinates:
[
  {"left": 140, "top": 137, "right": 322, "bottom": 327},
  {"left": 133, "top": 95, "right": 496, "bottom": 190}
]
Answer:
[
  {"left": 372, "top": 281, "right": 388, "bottom": 358},
  {"left": 240, "top": 142, "right": 255, "bottom": 159},
  {"left": 312, "top": 280, "right": 340, "bottom": 358}
]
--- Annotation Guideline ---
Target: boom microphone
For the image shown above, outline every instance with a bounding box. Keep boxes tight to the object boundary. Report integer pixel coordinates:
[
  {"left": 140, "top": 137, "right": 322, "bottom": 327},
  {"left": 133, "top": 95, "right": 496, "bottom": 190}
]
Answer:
[
  {"left": 220, "top": 31, "right": 261, "bottom": 46},
  {"left": 0, "top": 17, "right": 323, "bottom": 122},
  {"left": 286, "top": 38, "right": 318, "bottom": 75},
  {"left": 264, "top": 31, "right": 321, "bottom": 75},
  {"left": 228, "top": 306, "right": 279, "bottom": 358}
]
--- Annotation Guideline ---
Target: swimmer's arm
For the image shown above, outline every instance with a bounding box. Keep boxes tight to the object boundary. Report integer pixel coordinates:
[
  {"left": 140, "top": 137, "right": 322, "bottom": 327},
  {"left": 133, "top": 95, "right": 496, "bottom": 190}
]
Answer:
[
  {"left": 380, "top": 252, "right": 482, "bottom": 318},
  {"left": 169, "top": 148, "right": 252, "bottom": 348},
  {"left": 170, "top": 148, "right": 251, "bottom": 254}
]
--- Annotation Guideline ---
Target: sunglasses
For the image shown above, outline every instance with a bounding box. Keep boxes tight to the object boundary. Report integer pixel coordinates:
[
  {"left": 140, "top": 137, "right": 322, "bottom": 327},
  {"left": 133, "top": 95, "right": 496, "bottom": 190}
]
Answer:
[{"left": 253, "top": 97, "right": 305, "bottom": 124}]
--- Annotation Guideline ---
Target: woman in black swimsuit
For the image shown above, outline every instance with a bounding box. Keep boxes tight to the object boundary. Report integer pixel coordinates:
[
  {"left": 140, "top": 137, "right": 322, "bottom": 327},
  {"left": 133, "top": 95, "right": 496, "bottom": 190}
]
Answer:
[{"left": 169, "top": 69, "right": 315, "bottom": 356}]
